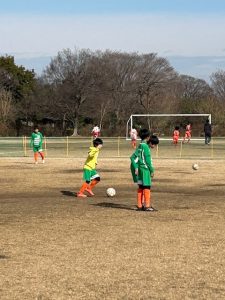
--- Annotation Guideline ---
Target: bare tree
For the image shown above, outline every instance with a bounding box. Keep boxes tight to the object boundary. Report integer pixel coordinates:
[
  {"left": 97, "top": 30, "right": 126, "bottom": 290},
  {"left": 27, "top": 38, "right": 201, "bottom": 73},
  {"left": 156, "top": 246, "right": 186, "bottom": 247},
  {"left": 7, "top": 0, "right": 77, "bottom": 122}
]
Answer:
[
  {"left": 179, "top": 75, "right": 213, "bottom": 101},
  {"left": 0, "top": 89, "right": 13, "bottom": 124},
  {"left": 97, "top": 51, "right": 138, "bottom": 133},
  {"left": 211, "top": 70, "right": 225, "bottom": 101},
  {"left": 134, "top": 54, "right": 177, "bottom": 129},
  {"left": 43, "top": 48, "right": 96, "bottom": 136}
]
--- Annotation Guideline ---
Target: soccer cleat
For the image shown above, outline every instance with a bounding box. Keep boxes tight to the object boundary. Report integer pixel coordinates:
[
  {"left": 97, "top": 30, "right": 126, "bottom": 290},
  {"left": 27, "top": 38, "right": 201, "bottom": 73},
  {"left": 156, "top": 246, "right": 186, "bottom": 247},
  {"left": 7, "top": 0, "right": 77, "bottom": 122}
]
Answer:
[
  {"left": 35, "top": 161, "right": 38, "bottom": 164},
  {"left": 42, "top": 159, "right": 45, "bottom": 164},
  {"left": 85, "top": 188, "right": 95, "bottom": 196},
  {"left": 145, "top": 206, "right": 158, "bottom": 212},
  {"left": 76, "top": 192, "right": 87, "bottom": 198},
  {"left": 136, "top": 207, "right": 143, "bottom": 211}
]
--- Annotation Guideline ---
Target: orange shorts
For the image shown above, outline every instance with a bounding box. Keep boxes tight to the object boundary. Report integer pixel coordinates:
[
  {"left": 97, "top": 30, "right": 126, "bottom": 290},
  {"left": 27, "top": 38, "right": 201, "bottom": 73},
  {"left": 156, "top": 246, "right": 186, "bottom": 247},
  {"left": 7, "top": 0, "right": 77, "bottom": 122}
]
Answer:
[{"left": 185, "top": 131, "right": 191, "bottom": 138}]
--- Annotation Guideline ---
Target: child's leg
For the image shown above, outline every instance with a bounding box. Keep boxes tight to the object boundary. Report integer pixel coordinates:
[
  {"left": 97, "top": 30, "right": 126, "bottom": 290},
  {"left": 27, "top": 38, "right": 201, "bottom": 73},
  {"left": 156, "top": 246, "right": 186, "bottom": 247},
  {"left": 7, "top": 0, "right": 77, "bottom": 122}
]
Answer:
[
  {"left": 77, "top": 181, "right": 91, "bottom": 197},
  {"left": 132, "top": 140, "right": 136, "bottom": 149},
  {"left": 85, "top": 171, "right": 100, "bottom": 196},
  {"left": 90, "top": 177, "right": 100, "bottom": 189},
  {"left": 34, "top": 152, "right": 38, "bottom": 163},
  {"left": 143, "top": 187, "right": 151, "bottom": 208},
  {"left": 79, "top": 181, "right": 90, "bottom": 193},
  {"left": 85, "top": 177, "right": 100, "bottom": 196},
  {"left": 137, "top": 185, "right": 143, "bottom": 209},
  {"left": 39, "top": 151, "right": 45, "bottom": 160}
]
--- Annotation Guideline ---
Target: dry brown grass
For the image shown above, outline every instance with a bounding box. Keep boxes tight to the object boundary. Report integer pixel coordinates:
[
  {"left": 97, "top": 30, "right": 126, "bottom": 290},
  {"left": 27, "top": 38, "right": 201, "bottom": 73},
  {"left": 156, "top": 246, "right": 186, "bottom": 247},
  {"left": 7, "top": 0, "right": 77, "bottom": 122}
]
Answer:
[{"left": 0, "top": 157, "right": 225, "bottom": 299}]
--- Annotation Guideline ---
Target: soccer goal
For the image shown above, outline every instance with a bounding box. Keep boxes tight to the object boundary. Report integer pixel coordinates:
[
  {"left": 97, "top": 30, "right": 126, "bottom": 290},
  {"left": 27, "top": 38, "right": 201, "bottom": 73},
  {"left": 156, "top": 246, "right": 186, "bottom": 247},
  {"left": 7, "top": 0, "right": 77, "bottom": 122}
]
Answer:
[{"left": 126, "top": 114, "right": 211, "bottom": 140}]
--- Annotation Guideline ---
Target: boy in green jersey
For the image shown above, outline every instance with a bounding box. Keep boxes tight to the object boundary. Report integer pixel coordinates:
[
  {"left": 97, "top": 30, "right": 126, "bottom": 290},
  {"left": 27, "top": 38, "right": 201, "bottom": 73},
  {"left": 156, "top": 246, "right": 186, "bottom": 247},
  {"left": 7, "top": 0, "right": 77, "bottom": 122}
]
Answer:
[
  {"left": 130, "top": 130, "right": 159, "bottom": 211},
  {"left": 130, "top": 134, "right": 159, "bottom": 184},
  {"left": 30, "top": 126, "right": 45, "bottom": 164},
  {"left": 77, "top": 138, "right": 103, "bottom": 198}
]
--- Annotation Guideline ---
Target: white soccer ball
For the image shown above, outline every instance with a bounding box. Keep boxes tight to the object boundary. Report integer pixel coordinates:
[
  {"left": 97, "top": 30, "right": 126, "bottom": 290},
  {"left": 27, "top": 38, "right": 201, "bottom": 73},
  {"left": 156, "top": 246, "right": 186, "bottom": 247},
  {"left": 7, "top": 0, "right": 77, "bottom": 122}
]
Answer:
[
  {"left": 192, "top": 163, "right": 199, "bottom": 170},
  {"left": 106, "top": 187, "right": 116, "bottom": 197}
]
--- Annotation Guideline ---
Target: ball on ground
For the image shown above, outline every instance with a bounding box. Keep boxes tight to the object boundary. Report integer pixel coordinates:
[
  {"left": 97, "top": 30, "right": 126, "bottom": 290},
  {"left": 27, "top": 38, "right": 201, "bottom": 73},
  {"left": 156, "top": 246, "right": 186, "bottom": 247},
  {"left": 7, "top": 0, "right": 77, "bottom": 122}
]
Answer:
[
  {"left": 192, "top": 163, "right": 199, "bottom": 170},
  {"left": 106, "top": 187, "right": 116, "bottom": 197}
]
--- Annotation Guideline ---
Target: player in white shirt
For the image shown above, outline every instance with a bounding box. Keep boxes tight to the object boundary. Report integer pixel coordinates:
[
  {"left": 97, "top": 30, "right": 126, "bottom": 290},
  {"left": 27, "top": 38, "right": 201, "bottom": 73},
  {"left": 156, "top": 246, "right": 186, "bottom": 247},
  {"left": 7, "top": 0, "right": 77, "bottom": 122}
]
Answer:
[
  {"left": 130, "top": 128, "right": 138, "bottom": 149},
  {"left": 91, "top": 125, "right": 100, "bottom": 139}
]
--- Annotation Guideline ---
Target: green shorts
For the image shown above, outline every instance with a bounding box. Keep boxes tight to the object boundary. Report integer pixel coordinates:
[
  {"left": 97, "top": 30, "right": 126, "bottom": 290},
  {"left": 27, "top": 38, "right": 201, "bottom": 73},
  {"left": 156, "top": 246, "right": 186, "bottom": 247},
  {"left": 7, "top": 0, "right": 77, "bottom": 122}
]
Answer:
[
  {"left": 137, "top": 168, "right": 151, "bottom": 187},
  {"left": 83, "top": 169, "right": 100, "bottom": 182},
  {"left": 33, "top": 146, "right": 43, "bottom": 153}
]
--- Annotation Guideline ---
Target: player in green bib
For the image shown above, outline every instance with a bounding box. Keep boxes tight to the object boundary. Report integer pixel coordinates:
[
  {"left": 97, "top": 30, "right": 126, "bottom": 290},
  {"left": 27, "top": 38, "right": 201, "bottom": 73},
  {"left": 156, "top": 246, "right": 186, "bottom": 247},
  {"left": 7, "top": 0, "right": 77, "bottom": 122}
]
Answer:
[
  {"left": 130, "top": 129, "right": 159, "bottom": 211},
  {"left": 30, "top": 126, "right": 45, "bottom": 164}
]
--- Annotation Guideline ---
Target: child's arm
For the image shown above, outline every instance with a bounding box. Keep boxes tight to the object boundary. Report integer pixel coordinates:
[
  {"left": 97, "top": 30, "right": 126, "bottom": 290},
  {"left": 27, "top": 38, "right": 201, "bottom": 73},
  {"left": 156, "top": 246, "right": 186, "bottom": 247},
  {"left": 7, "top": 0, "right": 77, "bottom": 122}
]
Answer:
[
  {"left": 30, "top": 133, "right": 34, "bottom": 148},
  {"left": 130, "top": 150, "right": 138, "bottom": 173},
  {"left": 38, "top": 132, "right": 43, "bottom": 146},
  {"left": 143, "top": 145, "right": 155, "bottom": 174}
]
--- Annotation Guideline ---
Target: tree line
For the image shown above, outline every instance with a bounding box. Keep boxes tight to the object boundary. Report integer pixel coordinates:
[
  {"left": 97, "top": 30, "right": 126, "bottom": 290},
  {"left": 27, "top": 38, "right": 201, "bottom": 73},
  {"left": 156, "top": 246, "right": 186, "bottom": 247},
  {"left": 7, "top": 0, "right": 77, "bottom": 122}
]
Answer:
[{"left": 0, "top": 49, "right": 225, "bottom": 136}]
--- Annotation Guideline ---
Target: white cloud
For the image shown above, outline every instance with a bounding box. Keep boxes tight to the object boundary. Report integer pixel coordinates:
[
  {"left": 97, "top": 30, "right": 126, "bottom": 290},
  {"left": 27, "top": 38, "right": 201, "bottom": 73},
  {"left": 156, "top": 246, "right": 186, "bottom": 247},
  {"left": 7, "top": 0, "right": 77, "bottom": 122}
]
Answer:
[{"left": 0, "top": 13, "right": 225, "bottom": 59}]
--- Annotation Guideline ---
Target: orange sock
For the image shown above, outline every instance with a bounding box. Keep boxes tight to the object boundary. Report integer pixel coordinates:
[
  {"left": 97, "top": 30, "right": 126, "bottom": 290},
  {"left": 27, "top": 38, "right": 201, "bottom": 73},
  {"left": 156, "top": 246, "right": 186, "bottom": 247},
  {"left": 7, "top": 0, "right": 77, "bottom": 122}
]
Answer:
[
  {"left": 143, "top": 189, "right": 151, "bottom": 208},
  {"left": 90, "top": 179, "right": 99, "bottom": 190},
  {"left": 79, "top": 182, "right": 90, "bottom": 193},
  {"left": 34, "top": 152, "right": 38, "bottom": 162},
  {"left": 137, "top": 188, "right": 143, "bottom": 208}
]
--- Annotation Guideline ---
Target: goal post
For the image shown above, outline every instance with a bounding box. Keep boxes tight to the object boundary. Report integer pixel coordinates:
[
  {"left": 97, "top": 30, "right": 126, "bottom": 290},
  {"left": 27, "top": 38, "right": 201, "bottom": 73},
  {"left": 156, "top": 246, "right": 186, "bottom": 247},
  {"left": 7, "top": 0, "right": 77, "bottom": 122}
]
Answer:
[{"left": 126, "top": 113, "right": 211, "bottom": 140}]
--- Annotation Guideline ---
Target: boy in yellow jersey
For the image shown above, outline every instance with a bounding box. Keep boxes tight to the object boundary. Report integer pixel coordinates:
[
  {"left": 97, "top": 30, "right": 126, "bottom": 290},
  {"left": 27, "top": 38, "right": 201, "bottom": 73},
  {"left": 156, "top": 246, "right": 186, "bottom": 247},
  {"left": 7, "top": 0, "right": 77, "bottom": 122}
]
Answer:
[{"left": 77, "top": 138, "right": 103, "bottom": 198}]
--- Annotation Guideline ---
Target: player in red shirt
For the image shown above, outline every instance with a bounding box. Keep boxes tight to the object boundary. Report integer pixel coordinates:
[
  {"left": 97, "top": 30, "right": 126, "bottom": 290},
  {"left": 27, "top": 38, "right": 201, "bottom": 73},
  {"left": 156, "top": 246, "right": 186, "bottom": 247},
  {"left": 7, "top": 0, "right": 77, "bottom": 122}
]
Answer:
[
  {"left": 183, "top": 123, "right": 191, "bottom": 143},
  {"left": 173, "top": 126, "right": 180, "bottom": 145}
]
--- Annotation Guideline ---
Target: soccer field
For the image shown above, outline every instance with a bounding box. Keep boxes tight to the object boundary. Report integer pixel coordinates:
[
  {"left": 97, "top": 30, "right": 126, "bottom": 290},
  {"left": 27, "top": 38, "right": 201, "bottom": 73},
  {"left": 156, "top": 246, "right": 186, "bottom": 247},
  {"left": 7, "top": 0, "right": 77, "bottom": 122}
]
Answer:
[
  {"left": 1, "top": 136, "right": 225, "bottom": 159},
  {"left": 0, "top": 157, "right": 225, "bottom": 299}
]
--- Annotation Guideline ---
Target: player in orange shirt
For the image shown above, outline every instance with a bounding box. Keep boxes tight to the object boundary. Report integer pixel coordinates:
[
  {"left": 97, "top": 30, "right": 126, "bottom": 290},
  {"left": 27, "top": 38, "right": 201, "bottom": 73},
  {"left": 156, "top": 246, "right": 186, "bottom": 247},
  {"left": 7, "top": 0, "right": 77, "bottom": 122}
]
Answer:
[
  {"left": 183, "top": 123, "right": 191, "bottom": 143},
  {"left": 173, "top": 126, "right": 180, "bottom": 145}
]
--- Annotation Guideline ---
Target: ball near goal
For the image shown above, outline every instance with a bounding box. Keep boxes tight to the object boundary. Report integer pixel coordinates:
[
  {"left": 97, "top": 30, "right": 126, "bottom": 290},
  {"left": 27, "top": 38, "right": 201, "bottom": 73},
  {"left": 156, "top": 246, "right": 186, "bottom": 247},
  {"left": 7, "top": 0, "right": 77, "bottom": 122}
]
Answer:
[
  {"left": 106, "top": 187, "right": 116, "bottom": 197},
  {"left": 192, "top": 163, "right": 199, "bottom": 170}
]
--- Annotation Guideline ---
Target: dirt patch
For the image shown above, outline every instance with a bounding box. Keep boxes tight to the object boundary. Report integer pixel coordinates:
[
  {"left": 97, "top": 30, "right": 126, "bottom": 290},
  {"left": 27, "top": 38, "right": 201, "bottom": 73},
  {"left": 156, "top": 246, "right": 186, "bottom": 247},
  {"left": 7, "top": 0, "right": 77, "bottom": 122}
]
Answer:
[{"left": 0, "top": 157, "right": 225, "bottom": 299}]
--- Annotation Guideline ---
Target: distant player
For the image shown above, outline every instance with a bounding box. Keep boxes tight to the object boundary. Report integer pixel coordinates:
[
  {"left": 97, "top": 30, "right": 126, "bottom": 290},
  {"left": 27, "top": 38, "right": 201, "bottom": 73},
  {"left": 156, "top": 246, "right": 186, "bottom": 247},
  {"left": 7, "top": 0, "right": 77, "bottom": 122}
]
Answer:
[
  {"left": 77, "top": 138, "right": 103, "bottom": 198},
  {"left": 130, "top": 127, "right": 138, "bottom": 149},
  {"left": 30, "top": 126, "right": 45, "bottom": 164},
  {"left": 173, "top": 126, "right": 180, "bottom": 145},
  {"left": 204, "top": 119, "right": 212, "bottom": 145},
  {"left": 130, "top": 129, "right": 159, "bottom": 211},
  {"left": 183, "top": 123, "right": 191, "bottom": 143},
  {"left": 91, "top": 125, "right": 100, "bottom": 139}
]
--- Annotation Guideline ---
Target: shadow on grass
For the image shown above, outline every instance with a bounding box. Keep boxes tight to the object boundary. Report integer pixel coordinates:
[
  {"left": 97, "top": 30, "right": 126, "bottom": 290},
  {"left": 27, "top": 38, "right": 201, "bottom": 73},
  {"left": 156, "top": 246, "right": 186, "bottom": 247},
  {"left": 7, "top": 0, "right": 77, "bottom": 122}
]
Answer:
[
  {"left": 0, "top": 255, "right": 9, "bottom": 259},
  {"left": 92, "top": 202, "right": 136, "bottom": 211},
  {"left": 61, "top": 190, "right": 76, "bottom": 197}
]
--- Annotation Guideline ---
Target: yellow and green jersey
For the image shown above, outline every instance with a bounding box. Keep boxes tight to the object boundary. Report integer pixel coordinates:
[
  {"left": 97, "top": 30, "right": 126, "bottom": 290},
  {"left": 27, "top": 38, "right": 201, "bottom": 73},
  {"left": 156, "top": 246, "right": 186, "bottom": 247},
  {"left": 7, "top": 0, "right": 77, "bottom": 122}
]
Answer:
[{"left": 84, "top": 146, "right": 100, "bottom": 170}]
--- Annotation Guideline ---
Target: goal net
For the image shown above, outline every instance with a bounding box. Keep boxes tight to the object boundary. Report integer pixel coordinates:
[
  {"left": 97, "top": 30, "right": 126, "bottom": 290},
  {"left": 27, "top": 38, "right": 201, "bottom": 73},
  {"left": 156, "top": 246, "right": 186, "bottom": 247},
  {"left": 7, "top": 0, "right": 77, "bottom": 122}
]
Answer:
[{"left": 126, "top": 114, "right": 211, "bottom": 140}]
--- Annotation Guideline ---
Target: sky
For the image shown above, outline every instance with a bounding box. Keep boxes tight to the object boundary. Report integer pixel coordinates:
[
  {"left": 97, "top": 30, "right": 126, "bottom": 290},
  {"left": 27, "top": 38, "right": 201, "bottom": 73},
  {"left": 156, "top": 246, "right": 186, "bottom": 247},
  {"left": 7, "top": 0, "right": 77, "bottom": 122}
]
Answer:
[{"left": 1, "top": 0, "right": 225, "bottom": 81}]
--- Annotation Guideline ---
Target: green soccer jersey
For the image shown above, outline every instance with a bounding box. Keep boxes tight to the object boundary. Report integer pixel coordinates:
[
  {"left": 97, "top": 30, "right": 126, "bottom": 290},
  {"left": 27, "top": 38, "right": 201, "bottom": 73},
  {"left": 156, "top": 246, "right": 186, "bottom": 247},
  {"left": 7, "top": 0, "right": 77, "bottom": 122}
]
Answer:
[
  {"left": 130, "top": 148, "right": 139, "bottom": 183},
  {"left": 136, "top": 141, "right": 154, "bottom": 186},
  {"left": 30, "top": 132, "right": 43, "bottom": 150}
]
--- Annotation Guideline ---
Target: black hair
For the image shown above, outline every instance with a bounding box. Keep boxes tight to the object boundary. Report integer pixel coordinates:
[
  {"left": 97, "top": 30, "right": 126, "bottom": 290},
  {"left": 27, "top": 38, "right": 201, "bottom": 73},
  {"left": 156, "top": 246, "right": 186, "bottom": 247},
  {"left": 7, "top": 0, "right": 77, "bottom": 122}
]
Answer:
[
  {"left": 93, "top": 138, "right": 103, "bottom": 147},
  {"left": 139, "top": 128, "right": 150, "bottom": 140},
  {"left": 175, "top": 126, "right": 180, "bottom": 130},
  {"left": 34, "top": 126, "right": 39, "bottom": 131},
  {"left": 148, "top": 135, "right": 159, "bottom": 145}
]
